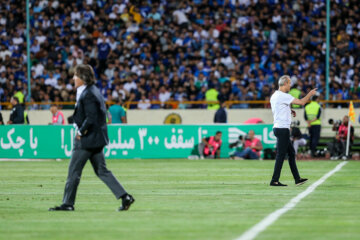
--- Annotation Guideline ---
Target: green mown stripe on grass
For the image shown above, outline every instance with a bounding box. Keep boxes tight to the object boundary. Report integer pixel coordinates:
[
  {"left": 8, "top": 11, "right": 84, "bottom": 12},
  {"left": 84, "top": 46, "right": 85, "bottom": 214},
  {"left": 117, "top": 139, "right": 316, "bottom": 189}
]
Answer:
[{"left": 0, "top": 160, "right": 358, "bottom": 240}]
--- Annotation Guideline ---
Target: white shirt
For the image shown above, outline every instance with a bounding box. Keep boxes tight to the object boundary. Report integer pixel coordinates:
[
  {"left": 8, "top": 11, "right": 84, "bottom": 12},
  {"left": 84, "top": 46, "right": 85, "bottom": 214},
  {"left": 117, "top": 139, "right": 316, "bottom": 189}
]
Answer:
[
  {"left": 270, "top": 90, "right": 294, "bottom": 129},
  {"left": 0, "top": 49, "right": 12, "bottom": 61},
  {"left": 138, "top": 99, "right": 151, "bottom": 109},
  {"left": 126, "top": 24, "right": 139, "bottom": 33},
  {"left": 210, "top": 28, "right": 220, "bottom": 38},
  {"left": 172, "top": 10, "right": 188, "bottom": 25},
  {"left": 74, "top": 84, "right": 87, "bottom": 136},
  {"left": 159, "top": 91, "right": 171, "bottom": 105},
  {"left": 44, "top": 77, "right": 57, "bottom": 87},
  {"left": 31, "top": 63, "right": 44, "bottom": 77},
  {"left": 272, "top": 15, "right": 281, "bottom": 24},
  {"left": 66, "top": 83, "right": 73, "bottom": 91},
  {"left": 124, "top": 81, "right": 137, "bottom": 92},
  {"left": 13, "top": 37, "right": 24, "bottom": 45},
  {"left": 76, "top": 85, "right": 86, "bottom": 102},
  {"left": 35, "top": 35, "right": 47, "bottom": 44},
  {"left": 71, "top": 11, "right": 81, "bottom": 21}
]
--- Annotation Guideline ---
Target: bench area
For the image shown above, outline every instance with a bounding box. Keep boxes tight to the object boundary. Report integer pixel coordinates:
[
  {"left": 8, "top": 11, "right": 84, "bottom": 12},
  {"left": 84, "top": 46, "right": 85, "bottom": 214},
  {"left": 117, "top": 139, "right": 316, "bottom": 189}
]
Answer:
[{"left": 297, "top": 136, "right": 360, "bottom": 160}]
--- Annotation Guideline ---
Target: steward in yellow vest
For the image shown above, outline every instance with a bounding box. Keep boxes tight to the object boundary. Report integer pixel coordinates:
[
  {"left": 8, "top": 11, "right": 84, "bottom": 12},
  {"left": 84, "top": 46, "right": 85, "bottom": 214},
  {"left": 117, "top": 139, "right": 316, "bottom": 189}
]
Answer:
[
  {"left": 304, "top": 96, "right": 321, "bottom": 157},
  {"left": 289, "top": 87, "right": 301, "bottom": 108},
  {"left": 305, "top": 101, "right": 321, "bottom": 126},
  {"left": 205, "top": 88, "right": 219, "bottom": 110}
]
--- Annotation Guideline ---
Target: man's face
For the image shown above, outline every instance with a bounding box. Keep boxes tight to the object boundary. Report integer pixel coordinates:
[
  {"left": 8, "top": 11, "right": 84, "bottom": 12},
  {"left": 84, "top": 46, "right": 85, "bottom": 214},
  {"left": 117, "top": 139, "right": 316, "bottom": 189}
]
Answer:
[
  {"left": 248, "top": 130, "right": 255, "bottom": 139},
  {"left": 215, "top": 133, "right": 222, "bottom": 141},
  {"left": 343, "top": 116, "right": 349, "bottom": 125},
  {"left": 50, "top": 106, "right": 57, "bottom": 115},
  {"left": 73, "top": 75, "right": 84, "bottom": 89},
  {"left": 10, "top": 97, "right": 16, "bottom": 105}
]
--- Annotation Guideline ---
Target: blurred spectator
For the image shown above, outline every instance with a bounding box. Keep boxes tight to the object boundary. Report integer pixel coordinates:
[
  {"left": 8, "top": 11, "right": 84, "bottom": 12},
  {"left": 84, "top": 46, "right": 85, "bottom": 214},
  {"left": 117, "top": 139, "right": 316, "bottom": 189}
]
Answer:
[
  {"left": 290, "top": 122, "right": 307, "bottom": 156},
  {"left": 137, "top": 94, "right": 151, "bottom": 110},
  {"left": 229, "top": 130, "right": 262, "bottom": 160},
  {"left": 205, "top": 86, "right": 219, "bottom": 110},
  {"left": 304, "top": 95, "right": 322, "bottom": 157},
  {"left": 289, "top": 82, "right": 302, "bottom": 109},
  {"left": 27, "top": 97, "right": 39, "bottom": 110},
  {"left": 14, "top": 87, "right": 25, "bottom": 104},
  {"left": 7, "top": 96, "right": 25, "bottom": 124},
  {"left": 109, "top": 97, "right": 127, "bottom": 124},
  {"left": 199, "top": 131, "right": 222, "bottom": 159},
  {"left": 50, "top": 104, "right": 65, "bottom": 125},
  {"left": 0, "top": 0, "right": 359, "bottom": 109},
  {"left": 214, "top": 100, "right": 227, "bottom": 123},
  {"left": 41, "top": 94, "right": 52, "bottom": 110},
  {"left": 0, "top": 112, "right": 3, "bottom": 125},
  {"left": 327, "top": 115, "right": 354, "bottom": 160},
  {"left": 159, "top": 85, "right": 171, "bottom": 107},
  {"left": 165, "top": 94, "right": 178, "bottom": 109}
]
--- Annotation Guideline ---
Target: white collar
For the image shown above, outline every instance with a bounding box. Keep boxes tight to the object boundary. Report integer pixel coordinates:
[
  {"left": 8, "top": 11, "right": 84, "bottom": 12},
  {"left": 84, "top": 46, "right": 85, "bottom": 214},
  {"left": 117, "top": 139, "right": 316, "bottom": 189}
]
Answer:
[{"left": 76, "top": 85, "right": 86, "bottom": 102}]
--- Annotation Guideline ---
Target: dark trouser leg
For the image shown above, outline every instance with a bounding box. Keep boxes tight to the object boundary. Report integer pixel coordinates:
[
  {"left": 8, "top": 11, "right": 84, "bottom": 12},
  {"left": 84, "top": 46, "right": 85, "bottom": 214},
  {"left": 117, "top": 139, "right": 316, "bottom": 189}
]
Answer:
[
  {"left": 338, "top": 140, "right": 346, "bottom": 156},
  {"left": 287, "top": 139, "right": 300, "bottom": 181},
  {"left": 309, "top": 127, "right": 313, "bottom": 154},
  {"left": 314, "top": 125, "right": 321, "bottom": 154},
  {"left": 271, "top": 128, "right": 289, "bottom": 182},
  {"left": 90, "top": 147, "right": 127, "bottom": 199},
  {"left": 310, "top": 125, "right": 321, "bottom": 156},
  {"left": 331, "top": 140, "right": 344, "bottom": 156},
  {"left": 62, "top": 140, "right": 91, "bottom": 206},
  {"left": 98, "top": 59, "right": 106, "bottom": 74},
  {"left": 327, "top": 141, "right": 335, "bottom": 156}
]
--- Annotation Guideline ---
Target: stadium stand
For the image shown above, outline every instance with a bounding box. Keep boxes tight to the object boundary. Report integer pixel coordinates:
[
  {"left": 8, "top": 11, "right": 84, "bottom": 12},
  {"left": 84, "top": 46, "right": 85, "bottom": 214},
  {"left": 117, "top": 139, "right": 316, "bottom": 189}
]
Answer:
[{"left": 0, "top": 0, "right": 360, "bottom": 109}]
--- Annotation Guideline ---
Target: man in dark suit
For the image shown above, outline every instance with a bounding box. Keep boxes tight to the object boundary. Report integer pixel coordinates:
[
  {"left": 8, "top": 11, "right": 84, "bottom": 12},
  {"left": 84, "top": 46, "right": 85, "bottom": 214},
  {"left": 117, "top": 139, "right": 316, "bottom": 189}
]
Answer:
[
  {"left": 49, "top": 64, "right": 134, "bottom": 211},
  {"left": 7, "top": 96, "right": 24, "bottom": 124},
  {"left": 0, "top": 112, "right": 4, "bottom": 125},
  {"left": 214, "top": 100, "right": 227, "bottom": 123}
]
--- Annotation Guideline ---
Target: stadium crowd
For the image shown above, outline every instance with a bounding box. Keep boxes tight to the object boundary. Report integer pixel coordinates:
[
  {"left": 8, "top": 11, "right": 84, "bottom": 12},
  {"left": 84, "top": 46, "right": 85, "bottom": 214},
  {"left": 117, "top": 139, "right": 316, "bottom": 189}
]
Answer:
[{"left": 0, "top": 0, "right": 360, "bottom": 110}]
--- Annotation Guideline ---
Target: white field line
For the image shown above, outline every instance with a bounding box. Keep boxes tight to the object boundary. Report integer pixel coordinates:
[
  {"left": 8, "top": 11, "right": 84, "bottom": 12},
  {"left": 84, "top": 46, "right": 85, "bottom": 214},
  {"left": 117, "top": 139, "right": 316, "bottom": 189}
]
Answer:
[
  {"left": 0, "top": 159, "right": 53, "bottom": 162},
  {"left": 235, "top": 161, "right": 348, "bottom": 240}
]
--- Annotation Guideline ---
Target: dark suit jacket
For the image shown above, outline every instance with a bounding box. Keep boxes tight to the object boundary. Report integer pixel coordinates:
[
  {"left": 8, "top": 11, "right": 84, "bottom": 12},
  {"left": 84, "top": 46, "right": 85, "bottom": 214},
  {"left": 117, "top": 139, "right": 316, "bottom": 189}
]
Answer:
[
  {"left": 73, "top": 84, "right": 109, "bottom": 149},
  {"left": 0, "top": 112, "right": 4, "bottom": 124},
  {"left": 9, "top": 104, "right": 24, "bottom": 124},
  {"left": 214, "top": 107, "right": 227, "bottom": 123}
]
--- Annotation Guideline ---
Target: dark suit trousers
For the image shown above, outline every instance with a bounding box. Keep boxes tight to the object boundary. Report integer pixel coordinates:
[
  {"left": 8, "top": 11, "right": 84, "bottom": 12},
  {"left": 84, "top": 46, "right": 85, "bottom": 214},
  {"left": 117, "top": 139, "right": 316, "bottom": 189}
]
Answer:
[
  {"left": 62, "top": 138, "right": 127, "bottom": 205},
  {"left": 271, "top": 128, "right": 301, "bottom": 182}
]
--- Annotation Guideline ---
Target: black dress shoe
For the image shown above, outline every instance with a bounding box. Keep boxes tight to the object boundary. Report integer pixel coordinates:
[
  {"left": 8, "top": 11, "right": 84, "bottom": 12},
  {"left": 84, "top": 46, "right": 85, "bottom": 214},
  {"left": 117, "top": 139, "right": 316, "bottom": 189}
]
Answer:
[
  {"left": 118, "top": 194, "right": 135, "bottom": 211},
  {"left": 295, "top": 178, "right": 308, "bottom": 186},
  {"left": 49, "top": 204, "right": 74, "bottom": 211},
  {"left": 270, "top": 181, "right": 288, "bottom": 187}
]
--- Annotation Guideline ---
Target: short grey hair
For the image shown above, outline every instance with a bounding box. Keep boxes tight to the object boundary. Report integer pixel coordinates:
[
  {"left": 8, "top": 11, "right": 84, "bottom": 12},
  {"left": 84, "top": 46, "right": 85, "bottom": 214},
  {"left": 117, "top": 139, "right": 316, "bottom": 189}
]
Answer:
[
  {"left": 278, "top": 75, "right": 290, "bottom": 86},
  {"left": 74, "top": 64, "right": 96, "bottom": 86}
]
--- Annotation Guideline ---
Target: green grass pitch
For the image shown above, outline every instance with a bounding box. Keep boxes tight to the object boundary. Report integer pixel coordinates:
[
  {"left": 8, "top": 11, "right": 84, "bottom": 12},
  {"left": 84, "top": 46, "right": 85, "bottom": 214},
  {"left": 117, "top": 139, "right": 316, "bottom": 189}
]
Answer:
[{"left": 0, "top": 159, "right": 359, "bottom": 240}]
